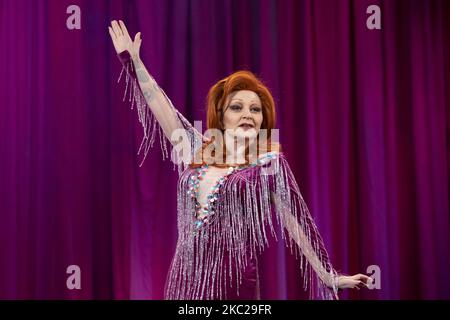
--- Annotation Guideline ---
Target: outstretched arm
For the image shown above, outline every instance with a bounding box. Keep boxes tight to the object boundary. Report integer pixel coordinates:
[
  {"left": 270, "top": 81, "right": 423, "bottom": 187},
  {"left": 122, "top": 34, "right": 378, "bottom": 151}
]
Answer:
[
  {"left": 270, "top": 192, "right": 372, "bottom": 292},
  {"left": 271, "top": 192, "right": 337, "bottom": 288}
]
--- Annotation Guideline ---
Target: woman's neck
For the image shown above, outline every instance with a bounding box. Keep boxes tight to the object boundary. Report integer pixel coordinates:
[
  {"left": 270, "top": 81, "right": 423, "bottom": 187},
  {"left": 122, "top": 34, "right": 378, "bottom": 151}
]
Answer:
[{"left": 225, "top": 143, "right": 246, "bottom": 166}]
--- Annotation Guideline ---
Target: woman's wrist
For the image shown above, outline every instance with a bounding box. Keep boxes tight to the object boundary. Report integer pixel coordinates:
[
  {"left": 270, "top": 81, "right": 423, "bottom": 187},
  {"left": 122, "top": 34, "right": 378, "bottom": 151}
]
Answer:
[
  {"left": 131, "top": 54, "right": 141, "bottom": 64},
  {"left": 335, "top": 275, "right": 342, "bottom": 290},
  {"left": 331, "top": 273, "right": 344, "bottom": 292},
  {"left": 117, "top": 50, "right": 139, "bottom": 65}
]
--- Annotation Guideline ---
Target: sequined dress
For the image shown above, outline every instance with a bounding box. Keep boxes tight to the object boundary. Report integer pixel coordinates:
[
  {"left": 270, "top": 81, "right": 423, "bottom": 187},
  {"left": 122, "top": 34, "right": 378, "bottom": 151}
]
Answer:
[{"left": 116, "top": 51, "right": 339, "bottom": 300}]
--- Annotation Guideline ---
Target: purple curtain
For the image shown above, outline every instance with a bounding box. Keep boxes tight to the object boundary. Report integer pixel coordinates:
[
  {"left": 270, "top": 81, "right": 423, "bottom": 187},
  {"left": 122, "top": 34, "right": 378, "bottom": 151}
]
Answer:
[{"left": 1, "top": 0, "right": 449, "bottom": 299}]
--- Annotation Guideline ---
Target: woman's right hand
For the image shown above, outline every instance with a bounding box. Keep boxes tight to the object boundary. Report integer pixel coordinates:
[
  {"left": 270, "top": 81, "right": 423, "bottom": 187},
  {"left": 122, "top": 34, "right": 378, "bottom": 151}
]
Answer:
[{"left": 108, "top": 20, "right": 142, "bottom": 60}]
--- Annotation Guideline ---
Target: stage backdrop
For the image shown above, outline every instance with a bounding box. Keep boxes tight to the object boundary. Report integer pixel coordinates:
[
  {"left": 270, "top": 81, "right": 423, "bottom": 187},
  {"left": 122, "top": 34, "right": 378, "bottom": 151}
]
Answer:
[{"left": 1, "top": 0, "right": 449, "bottom": 299}]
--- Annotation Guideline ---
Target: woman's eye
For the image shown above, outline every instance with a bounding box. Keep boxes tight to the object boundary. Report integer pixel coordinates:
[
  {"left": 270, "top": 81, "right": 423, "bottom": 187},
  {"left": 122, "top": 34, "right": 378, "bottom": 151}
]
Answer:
[
  {"left": 230, "top": 105, "right": 241, "bottom": 111},
  {"left": 251, "top": 107, "right": 262, "bottom": 112}
]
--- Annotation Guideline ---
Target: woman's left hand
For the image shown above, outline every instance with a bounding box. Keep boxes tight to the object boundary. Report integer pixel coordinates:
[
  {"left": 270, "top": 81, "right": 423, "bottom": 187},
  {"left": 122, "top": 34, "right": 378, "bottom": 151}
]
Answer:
[{"left": 337, "top": 274, "right": 373, "bottom": 290}]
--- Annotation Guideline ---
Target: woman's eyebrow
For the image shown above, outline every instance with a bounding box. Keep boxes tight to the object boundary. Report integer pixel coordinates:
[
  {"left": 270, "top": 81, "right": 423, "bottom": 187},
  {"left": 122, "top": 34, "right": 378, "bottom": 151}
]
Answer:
[{"left": 230, "top": 99, "right": 260, "bottom": 104}]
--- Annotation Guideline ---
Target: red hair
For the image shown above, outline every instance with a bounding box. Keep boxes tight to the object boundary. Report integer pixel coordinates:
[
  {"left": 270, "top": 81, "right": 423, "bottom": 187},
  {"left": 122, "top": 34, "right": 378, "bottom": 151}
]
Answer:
[{"left": 191, "top": 70, "right": 279, "bottom": 168}]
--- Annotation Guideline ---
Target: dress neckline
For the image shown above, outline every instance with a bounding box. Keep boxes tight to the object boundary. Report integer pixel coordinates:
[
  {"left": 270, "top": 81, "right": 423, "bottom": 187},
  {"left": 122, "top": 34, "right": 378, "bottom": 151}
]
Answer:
[
  {"left": 188, "top": 165, "right": 240, "bottom": 229},
  {"left": 187, "top": 151, "right": 280, "bottom": 231}
]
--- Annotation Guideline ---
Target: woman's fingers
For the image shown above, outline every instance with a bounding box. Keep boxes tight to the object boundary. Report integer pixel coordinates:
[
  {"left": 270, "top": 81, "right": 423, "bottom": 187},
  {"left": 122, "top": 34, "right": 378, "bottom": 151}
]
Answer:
[
  {"left": 108, "top": 26, "right": 116, "bottom": 40},
  {"left": 112, "top": 20, "right": 123, "bottom": 37},
  {"left": 354, "top": 273, "right": 371, "bottom": 282},
  {"left": 113, "top": 20, "right": 122, "bottom": 36},
  {"left": 119, "top": 20, "right": 131, "bottom": 39},
  {"left": 338, "top": 274, "right": 372, "bottom": 290},
  {"left": 134, "top": 32, "right": 142, "bottom": 44},
  {"left": 363, "top": 276, "right": 372, "bottom": 284},
  {"left": 359, "top": 274, "right": 372, "bottom": 284}
]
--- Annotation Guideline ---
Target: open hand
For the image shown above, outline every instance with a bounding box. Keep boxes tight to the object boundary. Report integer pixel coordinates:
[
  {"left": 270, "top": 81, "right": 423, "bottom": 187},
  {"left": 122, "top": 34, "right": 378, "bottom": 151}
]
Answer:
[{"left": 108, "top": 20, "right": 141, "bottom": 59}]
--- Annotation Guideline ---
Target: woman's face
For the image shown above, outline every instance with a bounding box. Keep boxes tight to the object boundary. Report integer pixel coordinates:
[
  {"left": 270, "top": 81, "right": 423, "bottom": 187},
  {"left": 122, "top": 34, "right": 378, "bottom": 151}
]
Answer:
[{"left": 222, "top": 90, "right": 263, "bottom": 138}]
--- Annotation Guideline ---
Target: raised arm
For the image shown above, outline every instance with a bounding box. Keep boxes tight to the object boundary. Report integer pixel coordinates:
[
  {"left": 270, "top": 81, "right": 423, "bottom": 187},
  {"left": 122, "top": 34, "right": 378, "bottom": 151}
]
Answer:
[
  {"left": 131, "top": 55, "right": 187, "bottom": 142},
  {"left": 108, "top": 20, "right": 204, "bottom": 167}
]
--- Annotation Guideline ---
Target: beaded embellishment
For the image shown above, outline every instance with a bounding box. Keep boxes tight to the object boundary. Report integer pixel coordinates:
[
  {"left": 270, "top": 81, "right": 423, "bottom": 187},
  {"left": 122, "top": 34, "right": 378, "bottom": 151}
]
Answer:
[{"left": 188, "top": 152, "right": 279, "bottom": 230}]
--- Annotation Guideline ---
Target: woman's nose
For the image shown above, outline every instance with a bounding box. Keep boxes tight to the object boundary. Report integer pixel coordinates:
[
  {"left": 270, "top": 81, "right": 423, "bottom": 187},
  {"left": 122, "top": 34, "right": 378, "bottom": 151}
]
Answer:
[{"left": 242, "top": 109, "right": 252, "bottom": 119}]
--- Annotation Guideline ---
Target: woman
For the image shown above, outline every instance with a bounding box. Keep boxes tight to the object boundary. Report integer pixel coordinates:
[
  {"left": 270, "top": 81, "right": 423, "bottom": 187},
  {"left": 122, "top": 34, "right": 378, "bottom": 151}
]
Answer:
[{"left": 108, "top": 20, "right": 371, "bottom": 300}]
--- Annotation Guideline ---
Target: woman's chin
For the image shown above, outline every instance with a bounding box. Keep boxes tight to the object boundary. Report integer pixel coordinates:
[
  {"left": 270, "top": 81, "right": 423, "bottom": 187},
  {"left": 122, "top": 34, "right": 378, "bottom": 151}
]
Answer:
[{"left": 231, "top": 128, "right": 259, "bottom": 139}]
